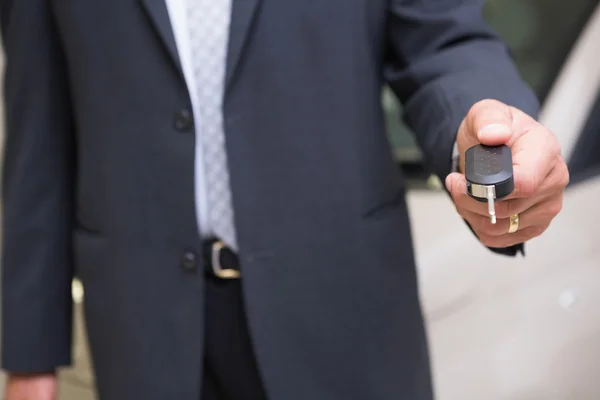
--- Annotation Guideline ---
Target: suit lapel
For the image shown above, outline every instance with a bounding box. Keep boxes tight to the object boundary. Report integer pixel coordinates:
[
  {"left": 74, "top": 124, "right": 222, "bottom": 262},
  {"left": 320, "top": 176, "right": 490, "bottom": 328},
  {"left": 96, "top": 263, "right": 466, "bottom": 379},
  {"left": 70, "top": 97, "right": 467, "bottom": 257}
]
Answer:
[
  {"left": 138, "top": 0, "right": 183, "bottom": 78},
  {"left": 225, "top": 0, "right": 263, "bottom": 94}
]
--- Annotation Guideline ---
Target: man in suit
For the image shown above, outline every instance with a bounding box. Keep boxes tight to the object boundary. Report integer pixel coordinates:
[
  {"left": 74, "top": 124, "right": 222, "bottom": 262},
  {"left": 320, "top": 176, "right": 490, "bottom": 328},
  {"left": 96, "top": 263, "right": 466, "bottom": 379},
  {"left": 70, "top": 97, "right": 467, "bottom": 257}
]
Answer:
[{"left": 0, "top": 0, "right": 568, "bottom": 399}]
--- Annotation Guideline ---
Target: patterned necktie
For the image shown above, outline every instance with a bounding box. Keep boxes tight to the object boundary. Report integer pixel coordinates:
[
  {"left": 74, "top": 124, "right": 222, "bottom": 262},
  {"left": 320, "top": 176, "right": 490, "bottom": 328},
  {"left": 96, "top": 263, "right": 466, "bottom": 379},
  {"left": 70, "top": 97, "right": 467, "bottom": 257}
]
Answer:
[{"left": 186, "top": 0, "right": 237, "bottom": 250}]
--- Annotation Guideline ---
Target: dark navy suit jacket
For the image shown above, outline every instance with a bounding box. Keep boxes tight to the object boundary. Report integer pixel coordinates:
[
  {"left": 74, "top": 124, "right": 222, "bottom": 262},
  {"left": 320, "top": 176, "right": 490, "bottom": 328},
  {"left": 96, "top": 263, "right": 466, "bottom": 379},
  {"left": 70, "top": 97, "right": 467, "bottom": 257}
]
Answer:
[{"left": 0, "top": 0, "right": 538, "bottom": 399}]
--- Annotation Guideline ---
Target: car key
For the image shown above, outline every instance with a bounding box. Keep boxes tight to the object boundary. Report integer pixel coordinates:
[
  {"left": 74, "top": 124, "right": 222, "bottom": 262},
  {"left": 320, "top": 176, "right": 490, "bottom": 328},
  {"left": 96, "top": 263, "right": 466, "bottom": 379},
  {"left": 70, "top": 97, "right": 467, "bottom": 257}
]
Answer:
[{"left": 465, "top": 144, "right": 514, "bottom": 224}]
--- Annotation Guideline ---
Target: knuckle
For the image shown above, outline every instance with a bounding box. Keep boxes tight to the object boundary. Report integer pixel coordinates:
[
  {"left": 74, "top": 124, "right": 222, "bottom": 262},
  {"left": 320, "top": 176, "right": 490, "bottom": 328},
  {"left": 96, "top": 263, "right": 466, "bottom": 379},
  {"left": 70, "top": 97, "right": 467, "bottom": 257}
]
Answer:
[
  {"left": 547, "top": 198, "right": 563, "bottom": 218},
  {"left": 547, "top": 136, "right": 561, "bottom": 156},
  {"left": 562, "top": 172, "right": 571, "bottom": 189},
  {"left": 549, "top": 157, "right": 570, "bottom": 191},
  {"left": 552, "top": 142, "right": 562, "bottom": 157},
  {"left": 560, "top": 165, "right": 571, "bottom": 188}
]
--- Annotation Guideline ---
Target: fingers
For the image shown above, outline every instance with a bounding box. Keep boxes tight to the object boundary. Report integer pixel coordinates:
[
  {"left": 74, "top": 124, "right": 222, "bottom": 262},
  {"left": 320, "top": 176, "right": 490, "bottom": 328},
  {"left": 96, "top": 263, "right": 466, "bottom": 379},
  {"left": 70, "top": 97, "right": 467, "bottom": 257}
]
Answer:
[
  {"left": 446, "top": 172, "right": 539, "bottom": 219},
  {"left": 460, "top": 196, "right": 561, "bottom": 238},
  {"left": 447, "top": 169, "right": 563, "bottom": 247},
  {"left": 447, "top": 144, "right": 567, "bottom": 216},
  {"left": 509, "top": 127, "right": 563, "bottom": 198},
  {"left": 458, "top": 197, "right": 561, "bottom": 249}
]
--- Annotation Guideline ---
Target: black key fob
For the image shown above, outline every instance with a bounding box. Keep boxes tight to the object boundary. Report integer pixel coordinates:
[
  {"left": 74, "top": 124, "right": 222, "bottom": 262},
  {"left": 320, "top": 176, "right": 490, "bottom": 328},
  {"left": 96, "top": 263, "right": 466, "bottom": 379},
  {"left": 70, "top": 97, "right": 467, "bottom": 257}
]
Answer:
[{"left": 465, "top": 144, "right": 514, "bottom": 223}]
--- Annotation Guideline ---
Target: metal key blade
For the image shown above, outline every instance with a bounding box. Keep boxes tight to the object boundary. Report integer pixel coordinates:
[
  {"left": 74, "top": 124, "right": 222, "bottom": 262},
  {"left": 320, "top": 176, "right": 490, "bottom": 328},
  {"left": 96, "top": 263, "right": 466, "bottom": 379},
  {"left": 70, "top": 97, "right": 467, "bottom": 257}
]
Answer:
[{"left": 486, "top": 186, "right": 497, "bottom": 224}]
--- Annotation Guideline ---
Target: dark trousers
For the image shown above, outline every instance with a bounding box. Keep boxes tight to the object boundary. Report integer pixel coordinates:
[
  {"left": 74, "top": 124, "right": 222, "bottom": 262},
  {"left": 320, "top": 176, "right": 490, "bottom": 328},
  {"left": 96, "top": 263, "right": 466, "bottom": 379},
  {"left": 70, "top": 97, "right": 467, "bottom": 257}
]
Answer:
[{"left": 201, "top": 276, "right": 269, "bottom": 400}]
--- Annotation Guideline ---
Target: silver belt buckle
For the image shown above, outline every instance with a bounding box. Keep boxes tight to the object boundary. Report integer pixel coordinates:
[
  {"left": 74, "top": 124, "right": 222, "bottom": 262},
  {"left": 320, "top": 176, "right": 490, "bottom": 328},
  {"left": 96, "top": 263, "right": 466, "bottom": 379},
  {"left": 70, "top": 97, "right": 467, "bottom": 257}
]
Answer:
[{"left": 211, "top": 240, "right": 241, "bottom": 279}]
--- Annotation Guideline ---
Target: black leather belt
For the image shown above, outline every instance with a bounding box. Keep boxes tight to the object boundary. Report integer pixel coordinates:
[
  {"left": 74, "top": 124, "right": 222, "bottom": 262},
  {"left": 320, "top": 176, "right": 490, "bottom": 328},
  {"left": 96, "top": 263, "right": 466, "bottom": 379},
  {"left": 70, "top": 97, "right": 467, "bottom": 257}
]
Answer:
[{"left": 202, "top": 239, "right": 241, "bottom": 279}]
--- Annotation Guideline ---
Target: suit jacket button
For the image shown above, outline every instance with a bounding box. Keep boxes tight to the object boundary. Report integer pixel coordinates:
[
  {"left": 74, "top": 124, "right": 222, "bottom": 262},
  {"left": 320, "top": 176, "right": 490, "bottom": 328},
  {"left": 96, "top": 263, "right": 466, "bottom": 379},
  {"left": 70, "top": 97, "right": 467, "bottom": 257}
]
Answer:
[
  {"left": 174, "top": 109, "right": 194, "bottom": 132},
  {"left": 181, "top": 251, "right": 198, "bottom": 272}
]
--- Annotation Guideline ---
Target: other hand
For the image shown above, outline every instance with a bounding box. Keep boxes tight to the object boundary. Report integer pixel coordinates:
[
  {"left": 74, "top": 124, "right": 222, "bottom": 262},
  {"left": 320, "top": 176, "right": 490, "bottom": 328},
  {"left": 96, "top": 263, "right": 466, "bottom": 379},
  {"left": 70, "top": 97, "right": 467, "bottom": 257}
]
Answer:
[
  {"left": 445, "top": 99, "right": 569, "bottom": 249},
  {"left": 4, "top": 373, "right": 57, "bottom": 400}
]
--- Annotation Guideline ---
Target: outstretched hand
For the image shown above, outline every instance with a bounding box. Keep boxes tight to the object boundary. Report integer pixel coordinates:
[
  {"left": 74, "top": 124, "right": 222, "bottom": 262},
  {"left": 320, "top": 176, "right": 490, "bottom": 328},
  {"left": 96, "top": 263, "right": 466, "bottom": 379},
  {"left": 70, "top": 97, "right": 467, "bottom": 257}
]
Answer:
[{"left": 445, "top": 99, "right": 569, "bottom": 249}]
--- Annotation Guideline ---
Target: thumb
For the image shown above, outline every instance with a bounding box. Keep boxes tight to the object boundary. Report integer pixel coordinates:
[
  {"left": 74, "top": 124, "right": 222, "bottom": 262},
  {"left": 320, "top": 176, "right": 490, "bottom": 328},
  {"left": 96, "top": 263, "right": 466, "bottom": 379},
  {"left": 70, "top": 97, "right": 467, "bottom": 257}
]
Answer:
[{"left": 466, "top": 100, "right": 514, "bottom": 146}]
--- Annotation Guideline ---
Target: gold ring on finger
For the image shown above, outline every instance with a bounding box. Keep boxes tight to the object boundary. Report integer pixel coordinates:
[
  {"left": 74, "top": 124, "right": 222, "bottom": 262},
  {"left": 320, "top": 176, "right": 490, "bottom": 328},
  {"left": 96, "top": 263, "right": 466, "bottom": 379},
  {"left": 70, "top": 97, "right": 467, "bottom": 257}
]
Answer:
[{"left": 508, "top": 213, "right": 519, "bottom": 234}]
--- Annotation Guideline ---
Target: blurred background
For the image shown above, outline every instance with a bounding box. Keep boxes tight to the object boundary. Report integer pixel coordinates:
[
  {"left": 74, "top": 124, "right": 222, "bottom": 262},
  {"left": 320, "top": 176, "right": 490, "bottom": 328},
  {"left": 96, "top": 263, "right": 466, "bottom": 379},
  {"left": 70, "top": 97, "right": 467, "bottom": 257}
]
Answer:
[{"left": 1, "top": 0, "right": 600, "bottom": 399}]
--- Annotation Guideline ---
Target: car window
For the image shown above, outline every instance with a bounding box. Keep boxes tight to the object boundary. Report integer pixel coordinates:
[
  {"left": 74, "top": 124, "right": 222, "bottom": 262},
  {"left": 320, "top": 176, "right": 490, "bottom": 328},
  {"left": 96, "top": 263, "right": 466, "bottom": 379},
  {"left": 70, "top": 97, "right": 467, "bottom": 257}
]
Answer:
[{"left": 387, "top": 0, "right": 599, "bottom": 189}]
